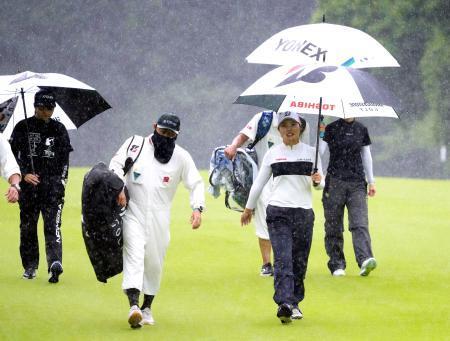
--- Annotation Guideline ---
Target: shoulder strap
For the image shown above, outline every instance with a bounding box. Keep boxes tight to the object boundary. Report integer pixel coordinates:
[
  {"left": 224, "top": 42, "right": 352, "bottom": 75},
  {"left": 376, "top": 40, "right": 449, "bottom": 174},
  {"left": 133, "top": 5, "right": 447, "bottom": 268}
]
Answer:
[
  {"left": 123, "top": 135, "right": 145, "bottom": 175},
  {"left": 247, "top": 111, "right": 273, "bottom": 149},
  {"left": 224, "top": 191, "right": 243, "bottom": 212}
]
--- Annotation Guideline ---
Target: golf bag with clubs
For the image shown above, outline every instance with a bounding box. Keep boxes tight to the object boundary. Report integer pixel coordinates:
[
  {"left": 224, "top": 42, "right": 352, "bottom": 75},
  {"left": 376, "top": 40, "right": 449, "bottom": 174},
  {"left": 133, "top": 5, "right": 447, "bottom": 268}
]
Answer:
[
  {"left": 81, "top": 136, "right": 144, "bottom": 283},
  {"left": 208, "top": 111, "right": 273, "bottom": 211},
  {"left": 81, "top": 162, "right": 125, "bottom": 283},
  {"left": 208, "top": 146, "right": 258, "bottom": 212}
]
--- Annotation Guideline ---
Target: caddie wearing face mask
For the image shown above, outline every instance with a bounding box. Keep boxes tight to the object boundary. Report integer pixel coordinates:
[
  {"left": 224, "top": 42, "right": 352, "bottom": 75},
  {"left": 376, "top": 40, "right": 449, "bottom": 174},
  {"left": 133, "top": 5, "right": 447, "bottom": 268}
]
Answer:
[{"left": 109, "top": 113, "right": 205, "bottom": 329}]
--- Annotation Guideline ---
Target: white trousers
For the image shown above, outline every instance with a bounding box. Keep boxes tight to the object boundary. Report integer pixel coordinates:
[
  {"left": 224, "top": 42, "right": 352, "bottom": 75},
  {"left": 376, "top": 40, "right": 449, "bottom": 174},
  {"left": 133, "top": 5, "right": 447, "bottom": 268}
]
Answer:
[
  {"left": 254, "top": 183, "right": 271, "bottom": 240},
  {"left": 122, "top": 209, "right": 170, "bottom": 295}
]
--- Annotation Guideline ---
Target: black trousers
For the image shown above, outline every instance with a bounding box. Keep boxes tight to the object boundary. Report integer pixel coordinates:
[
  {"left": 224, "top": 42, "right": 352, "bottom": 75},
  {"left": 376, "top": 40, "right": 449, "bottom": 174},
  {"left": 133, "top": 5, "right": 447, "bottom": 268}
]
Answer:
[
  {"left": 18, "top": 177, "right": 65, "bottom": 272},
  {"left": 266, "top": 205, "right": 314, "bottom": 307},
  {"left": 322, "top": 176, "right": 373, "bottom": 272}
]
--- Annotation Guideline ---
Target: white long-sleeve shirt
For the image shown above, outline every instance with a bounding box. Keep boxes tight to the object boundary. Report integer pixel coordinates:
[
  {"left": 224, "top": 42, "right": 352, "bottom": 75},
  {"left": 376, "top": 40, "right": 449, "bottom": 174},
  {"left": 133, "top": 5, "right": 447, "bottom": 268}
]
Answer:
[
  {"left": 246, "top": 142, "right": 324, "bottom": 210},
  {"left": 0, "top": 133, "right": 20, "bottom": 181},
  {"left": 110, "top": 135, "right": 205, "bottom": 220}
]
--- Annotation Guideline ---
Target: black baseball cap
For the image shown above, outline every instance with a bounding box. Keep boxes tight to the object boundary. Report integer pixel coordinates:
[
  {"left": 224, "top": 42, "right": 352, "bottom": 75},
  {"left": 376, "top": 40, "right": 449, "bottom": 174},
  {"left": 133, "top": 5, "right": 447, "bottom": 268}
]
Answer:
[
  {"left": 34, "top": 89, "right": 56, "bottom": 108},
  {"left": 156, "top": 113, "right": 180, "bottom": 134}
]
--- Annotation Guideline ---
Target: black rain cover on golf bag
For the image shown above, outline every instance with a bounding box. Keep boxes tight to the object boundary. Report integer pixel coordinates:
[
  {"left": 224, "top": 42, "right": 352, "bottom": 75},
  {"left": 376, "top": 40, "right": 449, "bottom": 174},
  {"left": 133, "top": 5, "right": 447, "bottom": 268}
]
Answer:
[{"left": 81, "top": 162, "right": 125, "bottom": 283}]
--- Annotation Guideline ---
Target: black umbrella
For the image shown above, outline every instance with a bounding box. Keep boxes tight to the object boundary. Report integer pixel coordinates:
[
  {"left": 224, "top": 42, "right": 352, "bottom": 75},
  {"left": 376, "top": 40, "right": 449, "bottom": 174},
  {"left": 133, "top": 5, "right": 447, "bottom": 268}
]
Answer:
[
  {"left": 0, "top": 71, "right": 111, "bottom": 173},
  {"left": 0, "top": 71, "right": 111, "bottom": 136}
]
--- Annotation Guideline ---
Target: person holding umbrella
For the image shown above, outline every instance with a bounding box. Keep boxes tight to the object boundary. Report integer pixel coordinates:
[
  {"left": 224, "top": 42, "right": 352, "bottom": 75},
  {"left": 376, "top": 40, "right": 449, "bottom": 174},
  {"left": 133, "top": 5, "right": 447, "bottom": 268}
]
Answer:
[
  {"left": 0, "top": 133, "right": 21, "bottom": 203},
  {"left": 241, "top": 111, "right": 323, "bottom": 323},
  {"left": 9, "top": 89, "right": 73, "bottom": 282},
  {"left": 109, "top": 113, "right": 205, "bottom": 328},
  {"left": 321, "top": 117, "right": 377, "bottom": 277}
]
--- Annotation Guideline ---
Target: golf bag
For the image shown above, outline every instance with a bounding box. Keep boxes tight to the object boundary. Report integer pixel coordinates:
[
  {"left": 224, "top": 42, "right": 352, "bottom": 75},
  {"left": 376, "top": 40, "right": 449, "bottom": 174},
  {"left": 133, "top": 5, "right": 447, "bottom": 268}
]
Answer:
[
  {"left": 81, "top": 162, "right": 125, "bottom": 283},
  {"left": 208, "top": 146, "right": 258, "bottom": 212},
  {"left": 81, "top": 136, "right": 144, "bottom": 283},
  {"left": 208, "top": 111, "right": 272, "bottom": 211}
]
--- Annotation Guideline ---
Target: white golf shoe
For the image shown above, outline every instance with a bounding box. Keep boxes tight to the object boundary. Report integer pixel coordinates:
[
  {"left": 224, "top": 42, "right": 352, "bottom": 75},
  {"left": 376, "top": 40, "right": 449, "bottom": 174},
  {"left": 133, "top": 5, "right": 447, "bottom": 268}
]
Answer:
[
  {"left": 360, "top": 258, "right": 377, "bottom": 276},
  {"left": 128, "top": 305, "right": 143, "bottom": 328},
  {"left": 332, "top": 269, "right": 346, "bottom": 277},
  {"left": 140, "top": 307, "right": 155, "bottom": 325},
  {"left": 291, "top": 306, "right": 303, "bottom": 320}
]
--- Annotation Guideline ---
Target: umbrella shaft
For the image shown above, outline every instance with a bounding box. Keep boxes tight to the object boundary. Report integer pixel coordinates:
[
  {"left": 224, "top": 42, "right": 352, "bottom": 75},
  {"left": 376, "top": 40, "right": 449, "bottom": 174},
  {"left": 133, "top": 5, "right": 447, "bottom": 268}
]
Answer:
[
  {"left": 20, "top": 88, "right": 35, "bottom": 174},
  {"left": 314, "top": 97, "right": 323, "bottom": 173}
]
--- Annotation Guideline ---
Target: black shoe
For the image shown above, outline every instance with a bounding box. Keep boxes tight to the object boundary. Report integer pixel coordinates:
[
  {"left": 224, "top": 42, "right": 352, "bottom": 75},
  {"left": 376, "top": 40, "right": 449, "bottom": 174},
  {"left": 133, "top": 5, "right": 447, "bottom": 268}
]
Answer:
[
  {"left": 260, "top": 262, "right": 274, "bottom": 277},
  {"left": 48, "top": 261, "right": 63, "bottom": 283},
  {"left": 277, "top": 303, "right": 293, "bottom": 324},
  {"left": 23, "top": 268, "right": 36, "bottom": 280}
]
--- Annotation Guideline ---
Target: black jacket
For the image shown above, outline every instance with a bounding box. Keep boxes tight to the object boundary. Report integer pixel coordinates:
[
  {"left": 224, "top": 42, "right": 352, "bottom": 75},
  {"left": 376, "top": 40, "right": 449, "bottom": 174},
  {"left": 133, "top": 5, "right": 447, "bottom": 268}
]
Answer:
[
  {"left": 323, "top": 119, "right": 371, "bottom": 182},
  {"left": 10, "top": 116, "right": 73, "bottom": 179}
]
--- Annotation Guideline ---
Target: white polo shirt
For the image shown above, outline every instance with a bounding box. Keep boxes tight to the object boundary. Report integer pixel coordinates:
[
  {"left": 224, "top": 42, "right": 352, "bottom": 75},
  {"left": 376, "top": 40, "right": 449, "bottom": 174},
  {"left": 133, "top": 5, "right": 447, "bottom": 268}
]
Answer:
[{"left": 246, "top": 142, "right": 324, "bottom": 210}]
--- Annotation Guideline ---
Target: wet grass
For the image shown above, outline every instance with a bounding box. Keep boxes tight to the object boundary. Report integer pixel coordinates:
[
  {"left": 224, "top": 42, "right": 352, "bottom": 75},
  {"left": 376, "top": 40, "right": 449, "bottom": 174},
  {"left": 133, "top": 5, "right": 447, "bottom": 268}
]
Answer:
[{"left": 0, "top": 169, "right": 449, "bottom": 340}]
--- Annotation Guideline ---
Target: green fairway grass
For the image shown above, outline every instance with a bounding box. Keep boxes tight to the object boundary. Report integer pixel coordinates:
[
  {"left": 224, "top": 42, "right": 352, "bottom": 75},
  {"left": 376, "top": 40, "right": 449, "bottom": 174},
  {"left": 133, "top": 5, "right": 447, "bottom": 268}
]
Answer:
[{"left": 0, "top": 168, "right": 449, "bottom": 340}]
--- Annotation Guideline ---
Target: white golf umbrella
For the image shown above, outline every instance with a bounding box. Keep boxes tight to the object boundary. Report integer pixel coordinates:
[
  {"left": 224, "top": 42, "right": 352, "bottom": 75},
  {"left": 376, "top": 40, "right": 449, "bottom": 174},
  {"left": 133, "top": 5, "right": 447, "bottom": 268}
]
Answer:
[
  {"left": 235, "top": 64, "right": 399, "bottom": 119},
  {"left": 246, "top": 23, "right": 400, "bottom": 68}
]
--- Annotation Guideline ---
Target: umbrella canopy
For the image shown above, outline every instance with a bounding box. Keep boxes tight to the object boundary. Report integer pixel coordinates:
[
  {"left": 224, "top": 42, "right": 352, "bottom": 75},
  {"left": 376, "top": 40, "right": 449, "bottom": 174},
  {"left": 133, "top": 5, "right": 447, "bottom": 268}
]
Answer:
[
  {"left": 235, "top": 64, "right": 399, "bottom": 119},
  {"left": 0, "top": 71, "right": 111, "bottom": 137},
  {"left": 246, "top": 23, "right": 400, "bottom": 69}
]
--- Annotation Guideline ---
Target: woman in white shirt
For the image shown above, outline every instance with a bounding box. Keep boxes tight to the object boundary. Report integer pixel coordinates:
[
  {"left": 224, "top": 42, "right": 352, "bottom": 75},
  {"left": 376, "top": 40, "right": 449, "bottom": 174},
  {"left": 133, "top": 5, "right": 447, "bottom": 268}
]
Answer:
[{"left": 241, "top": 111, "right": 324, "bottom": 324}]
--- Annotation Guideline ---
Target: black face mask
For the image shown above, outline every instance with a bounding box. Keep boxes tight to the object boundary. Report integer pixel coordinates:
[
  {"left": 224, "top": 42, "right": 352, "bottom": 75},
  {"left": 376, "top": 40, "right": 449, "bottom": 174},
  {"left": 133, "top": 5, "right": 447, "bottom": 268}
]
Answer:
[{"left": 151, "top": 130, "right": 177, "bottom": 164}]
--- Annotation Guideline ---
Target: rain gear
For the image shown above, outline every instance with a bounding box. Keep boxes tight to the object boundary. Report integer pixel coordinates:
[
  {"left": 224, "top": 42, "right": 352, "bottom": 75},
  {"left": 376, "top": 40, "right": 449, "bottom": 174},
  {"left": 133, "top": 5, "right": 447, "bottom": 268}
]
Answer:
[
  {"left": 81, "top": 162, "right": 125, "bottom": 283},
  {"left": 10, "top": 116, "right": 72, "bottom": 273},
  {"left": 110, "top": 135, "right": 204, "bottom": 295},
  {"left": 208, "top": 146, "right": 258, "bottom": 211}
]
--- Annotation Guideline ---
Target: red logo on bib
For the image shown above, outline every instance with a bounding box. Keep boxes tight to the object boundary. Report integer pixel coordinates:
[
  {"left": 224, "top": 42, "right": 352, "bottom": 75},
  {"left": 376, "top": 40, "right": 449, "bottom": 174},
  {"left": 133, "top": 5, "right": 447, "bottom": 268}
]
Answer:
[{"left": 163, "top": 176, "right": 170, "bottom": 183}]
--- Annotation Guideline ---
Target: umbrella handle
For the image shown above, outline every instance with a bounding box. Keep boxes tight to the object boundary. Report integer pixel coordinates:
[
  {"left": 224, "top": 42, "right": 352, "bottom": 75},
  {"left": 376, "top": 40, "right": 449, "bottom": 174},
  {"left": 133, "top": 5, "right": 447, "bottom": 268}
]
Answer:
[{"left": 20, "top": 88, "right": 35, "bottom": 174}]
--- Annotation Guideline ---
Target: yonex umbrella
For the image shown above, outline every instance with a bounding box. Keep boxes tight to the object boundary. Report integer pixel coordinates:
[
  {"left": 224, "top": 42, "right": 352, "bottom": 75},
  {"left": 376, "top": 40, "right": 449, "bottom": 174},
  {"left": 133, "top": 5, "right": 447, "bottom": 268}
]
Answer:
[{"left": 246, "top": 22, "right": 399, "bottom": 69}]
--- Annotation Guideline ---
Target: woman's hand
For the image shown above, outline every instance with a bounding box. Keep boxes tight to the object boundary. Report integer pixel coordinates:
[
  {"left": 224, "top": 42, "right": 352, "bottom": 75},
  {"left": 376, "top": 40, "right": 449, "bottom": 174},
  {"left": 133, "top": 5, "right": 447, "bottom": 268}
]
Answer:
[
  {"left": 241, "top": 208, "right": 253, "bottom": 226},
  {"left": 311, "top": 172, "right": 322, "bottom": 186}
]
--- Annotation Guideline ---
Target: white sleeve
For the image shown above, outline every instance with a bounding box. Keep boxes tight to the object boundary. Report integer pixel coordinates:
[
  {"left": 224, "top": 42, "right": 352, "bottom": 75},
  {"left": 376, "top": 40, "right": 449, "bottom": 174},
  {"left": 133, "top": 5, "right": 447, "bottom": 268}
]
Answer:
[
  {"left": 314, "top": 152, "right": 325, "bottom": 190},
  {"left": 109, "top": 137, "right": 134, "bottom": 182},
  {"left": 0, "top": 134, "right": 20, "bottom": 181},
  {"left": 245, "top": 151, "right": 273, "bottom": 209},
  {"left": 239, "top": 112, "right": 261, "bottom": 142},
  {"left": 361, "top": 145, "right": 375, "bottom": 184},
  {"left": 181, "top": 152, "right": 205, "bottom": 210},
  {"left": 301, "top": 119, "right": 311, "bottom": 145},
  {"left": 319, "top": 140, "right": 329, "bottom": 156}
]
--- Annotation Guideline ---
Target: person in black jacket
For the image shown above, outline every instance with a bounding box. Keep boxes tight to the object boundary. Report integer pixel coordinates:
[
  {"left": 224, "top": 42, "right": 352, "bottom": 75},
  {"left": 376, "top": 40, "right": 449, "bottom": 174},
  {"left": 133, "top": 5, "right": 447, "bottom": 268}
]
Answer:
[
  {"left": 321, "top": 118, "right": 377, "bottom": 277},
  {"left": 10, "top": 89, "right": 73, "bottom": 283}
]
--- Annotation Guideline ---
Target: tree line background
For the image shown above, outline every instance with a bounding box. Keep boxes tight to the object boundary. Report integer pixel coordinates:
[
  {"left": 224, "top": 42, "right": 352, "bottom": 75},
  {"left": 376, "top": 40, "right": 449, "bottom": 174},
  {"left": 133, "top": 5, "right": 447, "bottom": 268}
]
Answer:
[{"left": 0, "top": 0, "right": 448, "bottom": 178}]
